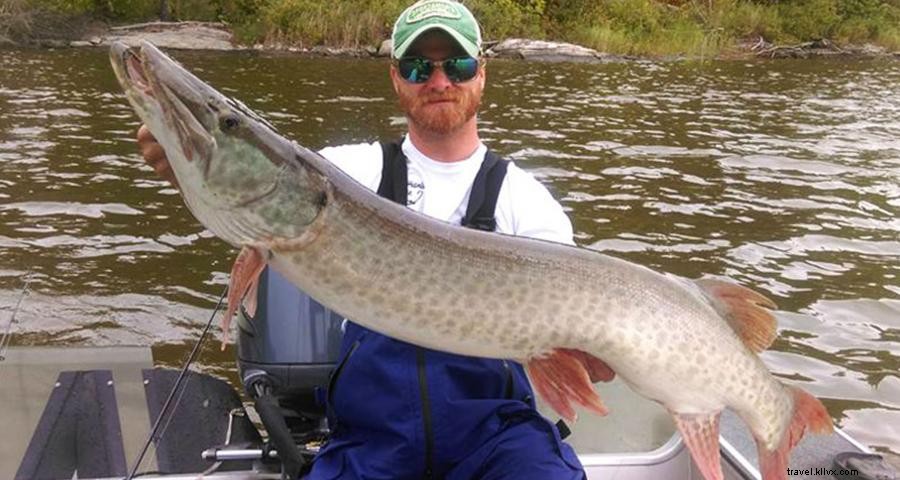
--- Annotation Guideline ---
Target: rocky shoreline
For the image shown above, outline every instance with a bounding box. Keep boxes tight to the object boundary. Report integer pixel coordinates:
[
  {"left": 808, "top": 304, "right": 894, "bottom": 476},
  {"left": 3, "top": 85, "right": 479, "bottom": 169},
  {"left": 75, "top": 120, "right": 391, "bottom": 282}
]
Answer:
[{"left": 13, "top": 20, "right": 900, "bottom": 62}]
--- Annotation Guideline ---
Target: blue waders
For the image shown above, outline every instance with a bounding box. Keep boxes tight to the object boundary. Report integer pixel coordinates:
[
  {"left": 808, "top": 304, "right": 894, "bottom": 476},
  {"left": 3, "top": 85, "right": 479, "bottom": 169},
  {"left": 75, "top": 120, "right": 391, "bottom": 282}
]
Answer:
[{"left": 306, "top": 141, "right": 585, "bottom": 480}]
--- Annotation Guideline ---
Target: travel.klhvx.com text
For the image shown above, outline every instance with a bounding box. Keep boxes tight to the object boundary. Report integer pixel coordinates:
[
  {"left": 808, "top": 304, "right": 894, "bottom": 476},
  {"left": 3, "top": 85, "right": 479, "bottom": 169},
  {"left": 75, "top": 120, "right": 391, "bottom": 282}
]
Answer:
[{"left": 787, "top": 467, "right": 860, "bottom": 477}]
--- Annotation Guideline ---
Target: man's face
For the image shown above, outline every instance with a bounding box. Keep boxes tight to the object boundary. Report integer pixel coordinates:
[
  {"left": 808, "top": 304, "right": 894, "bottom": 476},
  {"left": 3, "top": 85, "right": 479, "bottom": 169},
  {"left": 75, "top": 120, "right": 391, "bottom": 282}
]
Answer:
[{"left": 391, "top": 30, "right": 485, "bottom": 135}]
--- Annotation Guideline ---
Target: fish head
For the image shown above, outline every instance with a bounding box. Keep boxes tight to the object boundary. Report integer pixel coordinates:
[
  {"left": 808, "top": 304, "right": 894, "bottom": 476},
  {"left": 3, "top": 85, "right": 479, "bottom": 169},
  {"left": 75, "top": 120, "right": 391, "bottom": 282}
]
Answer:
[{"left": 110, "top": 41, "right": 328, "bottom": 247}]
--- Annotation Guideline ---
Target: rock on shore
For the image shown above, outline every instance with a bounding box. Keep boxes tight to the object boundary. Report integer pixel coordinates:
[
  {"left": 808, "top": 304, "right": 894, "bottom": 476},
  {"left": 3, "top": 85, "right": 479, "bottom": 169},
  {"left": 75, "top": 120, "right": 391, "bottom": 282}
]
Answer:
[
  {"left": 485, "top": 38, "right": 628, "bottom": 63},
  {"left": 82, "top": 21, "right": 239, "bottom": 51}
]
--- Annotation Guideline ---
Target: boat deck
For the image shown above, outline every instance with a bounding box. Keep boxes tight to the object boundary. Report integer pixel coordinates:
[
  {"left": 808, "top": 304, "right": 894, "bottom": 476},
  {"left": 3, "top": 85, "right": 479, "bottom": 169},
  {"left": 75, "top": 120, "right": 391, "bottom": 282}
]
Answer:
[{"left": 1, "top": 346, "right": 880, "bottom": 480}]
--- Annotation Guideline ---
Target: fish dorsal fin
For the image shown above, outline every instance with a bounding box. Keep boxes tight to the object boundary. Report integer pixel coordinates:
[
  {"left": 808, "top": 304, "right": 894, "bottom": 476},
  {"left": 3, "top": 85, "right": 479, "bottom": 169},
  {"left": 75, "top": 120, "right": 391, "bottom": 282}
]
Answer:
[{"left": 694, "top": 278, "right": 778, "bottom": 353}]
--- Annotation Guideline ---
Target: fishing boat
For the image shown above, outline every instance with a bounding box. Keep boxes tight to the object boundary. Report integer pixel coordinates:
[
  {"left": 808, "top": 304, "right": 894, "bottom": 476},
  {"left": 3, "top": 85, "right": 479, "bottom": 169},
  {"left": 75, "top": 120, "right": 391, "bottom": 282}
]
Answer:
[{"left": 3, "top": 270, "right": 894, "bottom": 480}]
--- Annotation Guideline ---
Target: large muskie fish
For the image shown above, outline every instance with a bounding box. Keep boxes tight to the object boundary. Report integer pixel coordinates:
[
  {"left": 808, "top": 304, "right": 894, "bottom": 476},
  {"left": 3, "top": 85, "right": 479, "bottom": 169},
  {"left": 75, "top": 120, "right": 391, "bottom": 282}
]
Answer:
[{"left": 110, "top": 40, "right": 832, "bottom": 480}]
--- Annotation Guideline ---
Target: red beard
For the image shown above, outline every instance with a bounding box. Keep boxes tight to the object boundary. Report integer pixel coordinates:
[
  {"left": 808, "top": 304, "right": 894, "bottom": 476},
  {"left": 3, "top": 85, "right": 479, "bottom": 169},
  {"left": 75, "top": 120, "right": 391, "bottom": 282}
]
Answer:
[{"left": 397, "top": 86, "right": 481, "bottom": 135}]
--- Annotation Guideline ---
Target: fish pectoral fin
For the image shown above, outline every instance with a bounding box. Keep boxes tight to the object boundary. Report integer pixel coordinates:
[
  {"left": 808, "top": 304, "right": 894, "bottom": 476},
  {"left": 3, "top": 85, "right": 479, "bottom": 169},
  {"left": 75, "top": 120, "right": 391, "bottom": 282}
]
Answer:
[
  {"left": 525, "top": 349, "right": 611, "bottom": 423},
  {"left": 756, "top": 386, "right": 833, "bottom": 480},
  {"left": 243, "top": 277, "right": 260, "bottom": 318},
  {"left": 672, "top": 411, "right": 724, "bottom": 480},
  {"left": 222, "top": 246, "right": 268, "bottom": 349},
  {"left": 694, "top": 278, "right": 778, "bottom": 353}
]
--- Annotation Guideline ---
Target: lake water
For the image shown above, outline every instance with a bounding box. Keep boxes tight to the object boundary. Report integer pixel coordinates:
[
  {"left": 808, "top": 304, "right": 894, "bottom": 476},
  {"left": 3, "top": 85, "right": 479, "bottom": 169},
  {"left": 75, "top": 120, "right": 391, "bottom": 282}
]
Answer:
[{"left": 0, "top": 46, "right": 897, "bottom": 464}]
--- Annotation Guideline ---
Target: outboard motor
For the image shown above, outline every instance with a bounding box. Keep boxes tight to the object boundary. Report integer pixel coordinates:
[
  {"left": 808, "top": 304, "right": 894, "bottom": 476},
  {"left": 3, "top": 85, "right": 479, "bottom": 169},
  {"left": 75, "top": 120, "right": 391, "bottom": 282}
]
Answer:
[{"left": 235, "top": 267, "right": 344, "bottom": 476}]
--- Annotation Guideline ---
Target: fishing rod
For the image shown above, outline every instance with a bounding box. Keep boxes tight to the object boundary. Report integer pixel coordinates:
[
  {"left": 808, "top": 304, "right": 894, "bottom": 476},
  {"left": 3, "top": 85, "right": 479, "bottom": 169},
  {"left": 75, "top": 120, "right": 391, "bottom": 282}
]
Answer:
[
  {"left": 125, "top": 285, "right": 228, "bottom": 480},
  {"left": 0, "top": 272, "right": 32, "bottom": 362}
]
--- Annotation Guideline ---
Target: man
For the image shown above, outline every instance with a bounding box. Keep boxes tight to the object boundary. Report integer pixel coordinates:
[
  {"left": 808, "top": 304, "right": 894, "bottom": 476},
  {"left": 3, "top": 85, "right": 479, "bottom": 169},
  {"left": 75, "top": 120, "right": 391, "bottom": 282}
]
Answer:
[{"left": 138, "top": 1, "right": 584, "bottom": 478}]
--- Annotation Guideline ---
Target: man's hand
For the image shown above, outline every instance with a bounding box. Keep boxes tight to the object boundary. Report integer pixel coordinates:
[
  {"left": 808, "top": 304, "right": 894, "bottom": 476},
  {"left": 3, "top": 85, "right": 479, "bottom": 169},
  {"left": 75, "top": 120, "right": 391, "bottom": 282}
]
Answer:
[{"left": 137, "top": 125, "right": 178, "bottom": 188}]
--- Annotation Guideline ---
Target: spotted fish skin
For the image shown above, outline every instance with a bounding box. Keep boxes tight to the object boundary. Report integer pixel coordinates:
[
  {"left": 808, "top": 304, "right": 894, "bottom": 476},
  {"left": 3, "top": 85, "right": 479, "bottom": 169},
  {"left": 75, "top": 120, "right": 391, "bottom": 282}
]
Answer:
[
  {"left": 269, "top": 191, "right": 793, "bottom": 447},
  {"left": 110, "top": 40, "right": 832, "bottom": 480}
]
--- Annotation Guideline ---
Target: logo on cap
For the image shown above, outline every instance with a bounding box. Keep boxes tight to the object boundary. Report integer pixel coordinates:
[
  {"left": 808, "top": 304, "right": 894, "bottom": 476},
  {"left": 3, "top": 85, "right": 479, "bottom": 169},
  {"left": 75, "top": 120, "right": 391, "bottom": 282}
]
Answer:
[{"left": 405, "top": 1, "right": 462, "bottom": 23}]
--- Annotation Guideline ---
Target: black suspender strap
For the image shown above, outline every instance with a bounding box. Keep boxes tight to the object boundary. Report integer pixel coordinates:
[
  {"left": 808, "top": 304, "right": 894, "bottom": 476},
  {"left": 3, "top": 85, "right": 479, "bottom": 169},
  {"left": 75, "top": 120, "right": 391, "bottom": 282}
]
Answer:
[
  {"left": 377, "top": 140, "right": 510, "bottom": 232},
  {"left": 377, "top": 140, "right": 407, "bottom": 205},
  {"left": 461, "top": 150, "right": 508, "bottom": 232}
]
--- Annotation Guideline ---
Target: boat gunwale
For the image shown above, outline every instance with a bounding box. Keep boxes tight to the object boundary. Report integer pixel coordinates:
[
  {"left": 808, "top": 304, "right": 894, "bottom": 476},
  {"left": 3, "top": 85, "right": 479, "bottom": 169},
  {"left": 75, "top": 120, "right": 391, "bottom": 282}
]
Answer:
[{"left": 578, "top": 433, "right": 685, "bottom": 466}]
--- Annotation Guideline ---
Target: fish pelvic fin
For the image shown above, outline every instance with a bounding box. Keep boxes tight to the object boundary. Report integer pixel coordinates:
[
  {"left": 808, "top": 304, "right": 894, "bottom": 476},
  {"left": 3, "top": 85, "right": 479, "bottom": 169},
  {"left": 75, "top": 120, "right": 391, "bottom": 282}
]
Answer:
[
  {"left": 756, "top": 386, "right": 833, "bottom": 480},
  {"left": 560, "top": 348, "right": 616, "bottom": 382},
  {"left": 222, "top": 246, "right": 268, "bottom": 349},
  {"left": 526, "top": 348, "right": 613, "bottom": 423},
  {"left": 672, "top": 411, "right": 724, "bottom": 480},
  {"left": 694, "top": 278, "right": 778, "bottom": 353}
]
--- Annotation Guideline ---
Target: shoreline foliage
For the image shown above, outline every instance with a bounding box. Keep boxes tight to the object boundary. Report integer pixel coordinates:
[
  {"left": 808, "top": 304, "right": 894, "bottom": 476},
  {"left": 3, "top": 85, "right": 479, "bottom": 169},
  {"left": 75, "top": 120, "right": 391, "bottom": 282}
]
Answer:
[{"left": 3, "top": 0, "right": 899, "bottom": 55}]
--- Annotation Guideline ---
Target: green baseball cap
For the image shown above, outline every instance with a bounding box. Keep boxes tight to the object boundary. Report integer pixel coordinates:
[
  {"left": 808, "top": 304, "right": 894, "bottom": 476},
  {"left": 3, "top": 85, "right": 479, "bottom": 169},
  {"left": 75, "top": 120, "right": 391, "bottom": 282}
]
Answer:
[{"left": 391, "top": 0, "right": 482, "bottom": 59}]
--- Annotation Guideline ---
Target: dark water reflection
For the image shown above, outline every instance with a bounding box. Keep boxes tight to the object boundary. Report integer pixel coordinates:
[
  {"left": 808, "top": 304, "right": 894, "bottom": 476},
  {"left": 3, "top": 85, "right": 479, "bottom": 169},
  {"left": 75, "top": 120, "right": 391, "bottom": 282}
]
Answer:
[{"left": 0, "top": 47, "right": 897, "bottom": 461}]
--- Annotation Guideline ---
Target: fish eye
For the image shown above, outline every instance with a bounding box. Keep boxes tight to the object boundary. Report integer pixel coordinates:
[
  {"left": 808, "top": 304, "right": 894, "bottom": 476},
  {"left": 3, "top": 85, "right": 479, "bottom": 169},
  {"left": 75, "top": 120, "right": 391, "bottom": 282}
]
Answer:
[{"left": 220, "top": 114, "right": 240, "bottom": 131}]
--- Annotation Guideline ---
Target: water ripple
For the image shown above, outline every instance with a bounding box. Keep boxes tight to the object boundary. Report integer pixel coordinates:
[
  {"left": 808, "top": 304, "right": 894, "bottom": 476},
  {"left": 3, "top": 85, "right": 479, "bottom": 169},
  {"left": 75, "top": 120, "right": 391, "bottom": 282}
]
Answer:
[
  {"left": 0, "top": 48, "right": 897, "bottom": 461},
  {"left": 0, "top": 202, "right": 143, "bottom": 218}
]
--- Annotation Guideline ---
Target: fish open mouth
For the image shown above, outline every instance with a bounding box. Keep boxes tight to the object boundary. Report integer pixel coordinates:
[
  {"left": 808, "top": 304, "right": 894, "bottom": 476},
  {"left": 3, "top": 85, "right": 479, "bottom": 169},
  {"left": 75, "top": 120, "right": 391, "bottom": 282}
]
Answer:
[
  {"left": 114, "top": 42, "right": 216, "bottom": 175},
  {"left": 122, "top": 47, "right": 153, "bottom": 96}
]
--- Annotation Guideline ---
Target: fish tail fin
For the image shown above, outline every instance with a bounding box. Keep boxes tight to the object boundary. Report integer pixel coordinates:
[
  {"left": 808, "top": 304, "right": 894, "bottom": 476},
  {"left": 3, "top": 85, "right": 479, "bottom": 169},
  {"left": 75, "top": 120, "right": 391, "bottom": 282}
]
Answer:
[
  {"left": 756, "top": 386, "right": 833, "bottom": 480},
  {"left": 222, "top": 246, "right": 267, "bottom": 349},
  {"left": 526, "top": 348, "right": 614, "bottom": 422},
  {"left": 672, "top": 411, "right": 724, "bottom": 480}
]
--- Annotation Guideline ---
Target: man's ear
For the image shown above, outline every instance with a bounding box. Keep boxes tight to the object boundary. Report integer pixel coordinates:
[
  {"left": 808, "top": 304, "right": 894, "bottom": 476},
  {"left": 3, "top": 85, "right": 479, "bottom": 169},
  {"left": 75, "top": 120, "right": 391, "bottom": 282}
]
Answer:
[{"left": 389, "top": 64, "right": 402, "bottom": 95}]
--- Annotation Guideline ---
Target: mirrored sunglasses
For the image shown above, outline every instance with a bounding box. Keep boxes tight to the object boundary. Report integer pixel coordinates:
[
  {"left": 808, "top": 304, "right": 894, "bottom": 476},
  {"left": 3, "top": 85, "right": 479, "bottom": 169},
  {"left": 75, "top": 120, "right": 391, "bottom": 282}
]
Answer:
[{"left": 396, "top": 56, "right": 480, "bottom": 84}]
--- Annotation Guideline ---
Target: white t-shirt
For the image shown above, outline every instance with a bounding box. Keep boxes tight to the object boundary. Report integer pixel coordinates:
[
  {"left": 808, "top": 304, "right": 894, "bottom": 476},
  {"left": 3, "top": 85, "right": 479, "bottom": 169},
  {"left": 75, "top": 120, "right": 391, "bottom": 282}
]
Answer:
[{"left": 318, "top": 137, "right": 574, "bottom": 245}]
